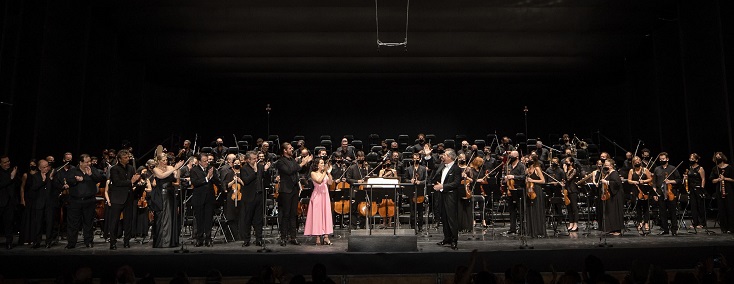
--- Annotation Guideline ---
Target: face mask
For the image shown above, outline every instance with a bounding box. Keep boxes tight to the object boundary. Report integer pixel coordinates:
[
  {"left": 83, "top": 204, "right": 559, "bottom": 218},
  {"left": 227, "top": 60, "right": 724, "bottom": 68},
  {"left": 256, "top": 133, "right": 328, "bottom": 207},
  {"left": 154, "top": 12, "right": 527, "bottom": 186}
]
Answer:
[
  {"left": 462, "top": 145, "right": 468, "bottom": 149},
  {"left": 30, "top": 165, "right": 38, "bottom": 171},
  {"left": 634, "top": 163, "right": 641, "bottom": 168},
  {"left": 600, "top": 158, "right": 606, "bottom": 163},
  {"left": 358, "top": 159, "right": 365, "bottom": 164},
  {"left": 716, "top": 158, "right": 724, "bottom": 164},
  {"left": 458, "top": 160, "right": 466, "bottom": 165},
  {"left": 551, "top": 163, "right": 558, "bottom": 168},
  {"left": 217, "top": 142, "right": 223, "bottom": 146},
  {"left": 233, "top": 164, "right": 241, "bottom": 170},
  {"left": 509, "top": 157, "right": 517, "bottom": 162},
  {"left": 660, "top": 161, "right": 668, "bottom": 165},
  {"left": 418, "top": 139, "right": 424, "bottom": 144},
  {"left": 689, "top": 160, "right": 696, "bottom": 164},
  {"left": 603, "top": 167, "right": 610, "bottom": 171}
]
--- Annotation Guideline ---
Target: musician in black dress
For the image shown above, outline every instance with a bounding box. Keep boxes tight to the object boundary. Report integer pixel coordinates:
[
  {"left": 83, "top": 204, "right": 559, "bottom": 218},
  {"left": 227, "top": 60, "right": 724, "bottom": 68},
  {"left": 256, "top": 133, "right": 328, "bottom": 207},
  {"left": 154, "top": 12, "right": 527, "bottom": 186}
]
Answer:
[
  {"left": 107, "top": 149, "right": 140, "bottom": 249},
  {"left": 627, "top": 156, "right": 653, "bottom": 235},
  {"left": 65, "top": 154, "right": 104, "bottom": 249},
  {"left": 687, "top": 153, "right": 706, "bottom": 229},
  {"left": 600, "top": 160, "right": 624, "bottom": 235},
  {"left": 711, "top": 152, "right": 734, "bottom": 234},
  {"left": 275, "top": 142, "right": 312, "bottom": 246},
  {"left": 0, "top": 156, "right": 18, "bottom": 249},
  {"left": 526, "top": 155, "right": 546, "bottom": 238},
  {"left": 652, "top": 152, "right": 681, "bottom": 236},
  {"left": 563, "top": 157, "right": 580, "bottom": 232},
  {"left": 149, "top": 154, "right": 183, "bottom": 248},
  {"left": 190, "top": 153, "right": 220, "bottom": 247}
]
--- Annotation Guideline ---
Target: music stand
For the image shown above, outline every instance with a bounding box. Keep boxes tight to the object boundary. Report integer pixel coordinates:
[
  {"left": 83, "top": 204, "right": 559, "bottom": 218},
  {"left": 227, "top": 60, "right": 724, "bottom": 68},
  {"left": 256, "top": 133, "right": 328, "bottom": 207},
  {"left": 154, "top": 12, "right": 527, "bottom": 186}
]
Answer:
[{"left": 354, "top": 178, "right": 412, "bottom": 235}]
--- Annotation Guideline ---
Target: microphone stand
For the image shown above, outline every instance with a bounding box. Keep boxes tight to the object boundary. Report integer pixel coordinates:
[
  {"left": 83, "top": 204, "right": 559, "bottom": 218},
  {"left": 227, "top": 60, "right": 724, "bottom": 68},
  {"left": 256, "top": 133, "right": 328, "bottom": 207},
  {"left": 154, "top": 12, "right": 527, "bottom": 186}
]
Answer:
[
  {"left": 258, "top": 164, "right": 274, "bottom": 253},
  {"left": 175, "top": 157, "right": 196, "bottom": 253}
]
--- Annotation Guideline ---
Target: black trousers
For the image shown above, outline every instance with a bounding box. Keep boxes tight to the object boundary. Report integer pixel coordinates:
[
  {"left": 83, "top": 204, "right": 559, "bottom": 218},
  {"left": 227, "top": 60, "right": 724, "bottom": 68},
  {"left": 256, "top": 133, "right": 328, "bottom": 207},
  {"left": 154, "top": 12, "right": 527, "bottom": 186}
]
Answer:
[
  {"left": 240, "top": 197, "right": 264, "bottom": 241},
  {"left": 567, "top": 193, "right": 579, "bottom": 223},
  {"left": 277, "top": 191, "right": 299, "bottom": 239},
  {"left": 67, "top": 199, "right": 95, "bottom": 246},
  {"left": 192, "top": 201, "right": 214, "bottom": 242},
  {"left": 0, "top": 204, "right": 14, "bottom": 244},
  {"left": 635, "top": 199, "right": 650, "bottom": 224},
  {"left": 410, "top": 200, "right": 426, "bottom": 229},
  {"left": 440, "top": 190, "right": 458, "bottom": 243},
  {"left": 658, "top": 198, "right": 678, "bottom": 232},
  {"left": 690, "top": 187, "right": 707, "bottom": 227},
  {"left": 717, "top": 195, "right": 734, "bottom": 233},
  {"left": 33, "top": 205, "right": 58, "bottom": 245},
  {"left": 507, "top": 189, "right": 525, "bottom": 232},
  {"left": 107, "top": 201, "right": 134, "bottom": 244}
]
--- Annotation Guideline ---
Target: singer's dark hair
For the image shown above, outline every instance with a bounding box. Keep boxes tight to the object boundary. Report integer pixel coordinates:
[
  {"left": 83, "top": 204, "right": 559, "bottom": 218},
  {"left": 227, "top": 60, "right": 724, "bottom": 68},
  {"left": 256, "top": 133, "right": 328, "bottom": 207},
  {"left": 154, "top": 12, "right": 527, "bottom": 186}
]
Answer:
[{"left": 78, "top": 154, "right": 90, "bottom": 163}]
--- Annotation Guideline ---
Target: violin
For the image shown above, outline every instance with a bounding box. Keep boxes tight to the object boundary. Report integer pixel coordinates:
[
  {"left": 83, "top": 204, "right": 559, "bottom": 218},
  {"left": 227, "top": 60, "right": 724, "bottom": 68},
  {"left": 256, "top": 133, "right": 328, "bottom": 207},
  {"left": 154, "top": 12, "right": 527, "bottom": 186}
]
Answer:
[
  {"left": 230, "top": 171, "right": 243, "bottom": 204},
  {"left": 600, "top": 172, "right": 611, "bottom": 201}
]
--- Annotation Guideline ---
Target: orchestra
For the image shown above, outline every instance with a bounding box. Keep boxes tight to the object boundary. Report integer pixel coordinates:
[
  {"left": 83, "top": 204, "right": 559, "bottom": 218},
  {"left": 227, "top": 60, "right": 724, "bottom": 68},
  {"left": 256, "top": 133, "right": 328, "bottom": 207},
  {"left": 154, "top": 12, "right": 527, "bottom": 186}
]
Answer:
[{"left": 2, "top": 132, "right": 733, "bottom": 251}]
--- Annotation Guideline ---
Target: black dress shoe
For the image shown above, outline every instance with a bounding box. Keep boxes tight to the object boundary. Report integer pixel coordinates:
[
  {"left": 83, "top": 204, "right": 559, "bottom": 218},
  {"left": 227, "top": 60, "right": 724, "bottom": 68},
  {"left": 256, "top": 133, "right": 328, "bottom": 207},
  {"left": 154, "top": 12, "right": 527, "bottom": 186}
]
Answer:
[
  {"left": 31, "top": 243, "right": 41, "bottom": 249},
  {"left": 123, "top": 242, "right": 130, "bottom": 248},
  {"left": 436, "top": 240, "right": 449, "bottom": 246},
  {"left": 671, "top": 231, "right": 678, "bottom": 236},
  {"left": 85, "top": 243, "right": 93, "bottom": 248},
  {"left": 194, "top": 241, "right": 203, "bottom": 247},
  {"left": 451, "top": 242, "right": 458, "bottom": 250},
  {"left": 505, "top": 230, "right": 517, "bottom": 235},
  {"left": 255, "top": 240, "right": 263, "bottom": 247},
  {"left": 289, "top": 238, "right": 300, "bottom": 245},
  {"left": 242, "top": 241, "right": 251, "bottom": 247},
  {"left": 658, "top": 231, "right": 669, "bottom": 235},
  {"left": 279, "top": 239, "right": 287, "bottom": 247},
  {"left": 45, "top": 243, "right": 53, "bottom": 249},
  {"left": 205, "top": 240, "right": 212, "bottom": 247},
  {"left": 65, "top": 245, "right": 75, "bottom": 249},
  {"left": 110, "top": 244, "right": 117, "bottom": 250}
]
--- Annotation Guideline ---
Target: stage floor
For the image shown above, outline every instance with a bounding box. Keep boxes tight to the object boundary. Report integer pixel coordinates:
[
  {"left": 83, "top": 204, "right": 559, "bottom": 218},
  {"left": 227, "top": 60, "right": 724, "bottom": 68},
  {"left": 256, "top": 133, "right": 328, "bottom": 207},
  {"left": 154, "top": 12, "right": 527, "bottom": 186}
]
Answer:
[{"left": 2, "top": 221, "right": 733, "bottom": 279}]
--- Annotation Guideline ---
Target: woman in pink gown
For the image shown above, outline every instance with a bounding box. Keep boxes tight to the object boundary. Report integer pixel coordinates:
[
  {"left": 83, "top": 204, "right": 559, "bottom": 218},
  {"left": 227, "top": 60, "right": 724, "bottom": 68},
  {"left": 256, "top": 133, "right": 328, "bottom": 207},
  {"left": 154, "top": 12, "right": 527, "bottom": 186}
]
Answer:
[{"left": 304, "top": 159, "right": 334, "bottom": 245}]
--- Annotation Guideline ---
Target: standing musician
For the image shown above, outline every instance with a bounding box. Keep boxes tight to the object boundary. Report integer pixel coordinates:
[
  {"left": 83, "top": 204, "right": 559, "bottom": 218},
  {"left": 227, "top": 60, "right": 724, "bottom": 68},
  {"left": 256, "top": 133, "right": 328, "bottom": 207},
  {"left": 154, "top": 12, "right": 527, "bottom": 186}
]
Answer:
[
  {"left": 28, "top": 159, "right": 59, "bottom": 248},
  {"left": 431, "top": 148, "right": 462, "bottom": 250},
  {"left": 223, "top": 158, "right": 243, "bottom": 240},
  {"left": 190, "top": 153, "right": 220, "bottom": 247},
  {"left": 404, "top": 152, "right": 428, "bottom": 231},
  {"left": 65, "top": 154, "right": 104, "bottom": 249},
  {"left": 535, "top": 140, "right": 550, "bottom": 163},
  {"left": 525, "top": 154, "right": 546, "bottom": 238},
  {"left": 260, "top": 142, "right": 277, "bottom": 163},
  {"left": 563, "top": 157, "right": 580, "bottom": 232},
  {"left": 640, "top": 149, "right": 652, "bottom": 169},
  {"left": 495, "top": 137, "right": 516, "bottom": 156},
  {"left": 134, "top": 159, "right": 155, "bottom": 239},
  {"left": 627, "top": 156, "right": 653, "bottom": 235},
  {"left": 177, "top": 140, "right": 194, "bottom": 162},
  {"left": 149, "top": 154, "right": 184, "bottom": 248},
  {"left": 711, "top": 152, "right": 734, "bottom": 234},
  {"left": 106, "top": 149, "right": 140, "bottom": 249},
  {"left": 687, "top": 153, "right": 706, "bottom": 229},
  {"left": 577, "top": 160, "right": 604, "bottom": 229},
  {"left": 346, "top": 151, "right": 369, "bottom": 229},
  {"left": 240, "top": 151, "right": 270, "bottom": 247},
  {"left": 456, "top": 153, "right": 473, "bottom": 233},
  {"left": 275, "top": 142, "right": 312, "bottom": 246},
  {"left": 211, "top": 138, "right": 229, "bottom": 165},
  {"left": 544, "top": 157, "right": 566, "bottom": 231},
  {"left": 599, "top": 159, "right": 624, "bottom": 236},
  {"left": 503, "top": 150, "right": 526, "bottom": 235},
  {"left": 54, "top": 152, "right": 75, "bottom": 242},
  {"left": 0, "top": 156, "right": 18, "bottom": 249},
  {"left": 330, "top": 152, "right": 348, "bottom": 182},
  {"left": 377, "top": 155, "right": 398, "bottom": 229},
  {"left": 652, "top": 152, "right": 681, "bottom": 236},
  {"left": 335, "top": 138, "right": 356, "bottom": 163}
]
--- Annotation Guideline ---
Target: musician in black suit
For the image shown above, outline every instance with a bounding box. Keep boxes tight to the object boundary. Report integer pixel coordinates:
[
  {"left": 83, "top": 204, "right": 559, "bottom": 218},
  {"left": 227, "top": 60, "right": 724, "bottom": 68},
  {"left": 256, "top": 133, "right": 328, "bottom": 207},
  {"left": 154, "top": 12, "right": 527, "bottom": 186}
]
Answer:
[
  {"left": 239, "top": 151, "right": 271, "bottom": 247},
  {"left": 0, "top": 156, "right": 18, "bottom": 249},
  {"left": 431, "top": 148, "right": 462, "bottom": 250},
  {"left": 404, "top": 152, "right": 429, "bottom": 231},
  {"left": 106, "top": 149, "right": 140, "bottom": 250},
  {"left": 65, "top": 154, "right": 104, "bottom": 249},
  {"left": 28, "top": 159, "right": 60, "bottom": 248},
  {"left": 275, "top": 142, "right": 312, "bottom": 246},
  {"left": 190, "top": 153, "right": 220, "bottom": 247}
]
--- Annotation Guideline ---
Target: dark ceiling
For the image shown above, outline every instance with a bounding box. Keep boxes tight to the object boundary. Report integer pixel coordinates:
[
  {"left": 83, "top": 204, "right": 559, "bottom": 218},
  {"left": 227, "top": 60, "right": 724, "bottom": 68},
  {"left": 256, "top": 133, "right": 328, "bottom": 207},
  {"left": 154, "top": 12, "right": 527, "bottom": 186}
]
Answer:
[{"left": 112, "top": 0, "right": 656, "bottom": 85}]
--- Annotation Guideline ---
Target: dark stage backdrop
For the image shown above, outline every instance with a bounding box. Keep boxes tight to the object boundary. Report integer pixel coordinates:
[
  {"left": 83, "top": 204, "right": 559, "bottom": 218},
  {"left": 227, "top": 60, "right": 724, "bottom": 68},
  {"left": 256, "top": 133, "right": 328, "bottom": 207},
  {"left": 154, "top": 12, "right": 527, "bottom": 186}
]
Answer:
[{"left": 0, "top": 0, "right": 732, "bottom": 171}]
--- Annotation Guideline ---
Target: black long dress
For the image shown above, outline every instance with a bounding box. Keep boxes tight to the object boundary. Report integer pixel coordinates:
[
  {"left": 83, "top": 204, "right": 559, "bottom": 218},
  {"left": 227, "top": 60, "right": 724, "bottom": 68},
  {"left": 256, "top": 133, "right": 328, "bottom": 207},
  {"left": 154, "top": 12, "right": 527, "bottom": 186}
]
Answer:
[
  {"left": 458, "top": 167, "right": 475, "bottom": 232},
  {"left": 602, "top": 170, "right": 624, "bottom": 233},
  {"left": 152, "top": 175, "right": 179, "bottom": 248},
  {"left": 526, "top": 169, "right": 547, "bottom": 238}
]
